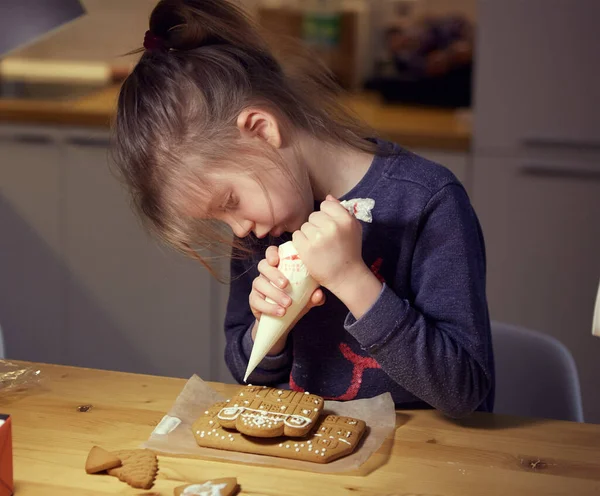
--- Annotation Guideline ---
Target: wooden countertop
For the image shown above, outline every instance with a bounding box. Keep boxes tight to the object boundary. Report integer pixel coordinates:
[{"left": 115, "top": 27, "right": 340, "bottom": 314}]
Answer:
[
  {"left": 0, "top": 86, "right": 471, "bottom": 151},
  {"left": 4, "top": 361, "right": 600, "bottom": 495}
]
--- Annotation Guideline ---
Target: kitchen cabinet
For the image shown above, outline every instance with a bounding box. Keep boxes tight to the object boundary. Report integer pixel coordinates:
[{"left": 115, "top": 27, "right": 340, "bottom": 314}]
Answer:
[
  {"left": 473, "top": 0, "right": 600, "bottom": 422},
  {"left": 0, "top": 125, "right": 65, "bottom": 363},
  {"left": 473, "top": 154, "right": 600, "bottom": 422},
  {"left": 0, "top": 125, "right": 221, "bottom": 380},
  {"left": 62, "top": 130, "right": 215, "bottom": 379},
  {"left": 473, "top": 155, "right": 600, "bottom": 334},
  {"left": 474, "top": 0, "right": 600, "bottom": 152}
]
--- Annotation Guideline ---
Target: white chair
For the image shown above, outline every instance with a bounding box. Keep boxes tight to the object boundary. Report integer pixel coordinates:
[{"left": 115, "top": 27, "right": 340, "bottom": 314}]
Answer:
[{"left": 491, "top": 321, "right": 584, "bottom": 422}]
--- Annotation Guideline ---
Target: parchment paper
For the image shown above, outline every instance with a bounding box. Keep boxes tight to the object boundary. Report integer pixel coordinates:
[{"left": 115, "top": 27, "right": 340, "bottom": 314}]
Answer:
[{"left": 142, "top": 375, "right": 396, "bottom": 473}]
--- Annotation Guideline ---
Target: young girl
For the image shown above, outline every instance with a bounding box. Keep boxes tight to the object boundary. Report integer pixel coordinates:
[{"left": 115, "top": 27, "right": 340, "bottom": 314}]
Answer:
[{"left": 113, "top": 0, "right": 494, "bottom": 418}]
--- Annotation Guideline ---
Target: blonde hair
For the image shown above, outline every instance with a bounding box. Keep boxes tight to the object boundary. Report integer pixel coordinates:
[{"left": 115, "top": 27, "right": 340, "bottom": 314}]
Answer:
[{"left": 112, "top": 0, "right": 378, "bottom": 277}]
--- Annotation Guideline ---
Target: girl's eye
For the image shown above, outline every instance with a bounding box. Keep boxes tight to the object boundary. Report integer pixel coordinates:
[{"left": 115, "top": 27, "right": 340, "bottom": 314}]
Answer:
[{"left": 222, "top": 193, "right": 239, "bottom": 211}]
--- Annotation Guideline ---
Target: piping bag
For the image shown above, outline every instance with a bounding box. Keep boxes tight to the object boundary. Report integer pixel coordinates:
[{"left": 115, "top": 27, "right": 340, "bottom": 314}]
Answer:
[{"left": 244, "top": 198, "right": 375, "bottom": 382}]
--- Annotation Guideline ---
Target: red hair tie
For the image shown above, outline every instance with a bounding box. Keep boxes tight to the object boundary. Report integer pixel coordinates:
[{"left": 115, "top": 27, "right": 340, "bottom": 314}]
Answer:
[{"left": 143, "top": 30, "right": 165, "bottom": 51}]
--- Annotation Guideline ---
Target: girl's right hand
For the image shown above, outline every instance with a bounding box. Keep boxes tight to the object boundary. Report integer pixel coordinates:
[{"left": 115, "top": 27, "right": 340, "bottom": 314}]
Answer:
[{"left": 249, "top": 245, "right": 325, "bottom": 324}]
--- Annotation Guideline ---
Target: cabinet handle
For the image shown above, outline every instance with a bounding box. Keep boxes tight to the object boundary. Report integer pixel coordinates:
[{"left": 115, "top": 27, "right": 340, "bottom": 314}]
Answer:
[
  {"left": 5, "top": 133, "right": 53, "bottom": 145},
  {"left": 66, "top": 136, "right": 111, "bottom": 147},
  {"left": 522, "top": 137, "right": 600, "bottom": 152},
  {"left": 519, "top": 162, "right": 600, "bottom": 180}
]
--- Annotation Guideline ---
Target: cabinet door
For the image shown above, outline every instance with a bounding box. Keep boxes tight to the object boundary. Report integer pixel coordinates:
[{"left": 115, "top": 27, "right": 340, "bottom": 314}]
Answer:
[
  {"left": 474, "top": 0, "right": 600, "bottom": 151},
  {"left": 472, "top": 154, "right": 600, "bottom": 421},
  {"left": 0, "top": 126, "right": 64, "bottom": 362},
  {"left": 63, "top": 133, "right": 214, "bottom": 379}
]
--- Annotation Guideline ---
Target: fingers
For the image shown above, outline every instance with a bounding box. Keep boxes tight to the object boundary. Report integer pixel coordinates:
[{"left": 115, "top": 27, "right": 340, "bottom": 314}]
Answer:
[
  {"left": 250, "top": 246, "right": 290, "bottom": 321},
  {"left": 308, "top": 288, "right": 326, "bottom": 308},
  {"left": 257, "top": 258, "right": 288, "bottom": 289},
  {"left": 307, "top": 211, "right": 334, "bottom": 228},
  {"left": 265, "top": 245, "right": 279, "bottom": 266},
  {"left": 300, "top": 221, "right": 321, "bottom": 241},
  {"left": 250, "top": 288, "right": 285, "bottom": 319},
  {"left": 320, "top": 197, "right": 351, "bottom": 220},
  {"left": 252, "top": 245, "right": 327, "bottom": 325}
]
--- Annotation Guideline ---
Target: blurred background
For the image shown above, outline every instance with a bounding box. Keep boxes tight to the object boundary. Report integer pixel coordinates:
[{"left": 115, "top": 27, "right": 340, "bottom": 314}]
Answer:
[{"left": 0, "top": 1, "right": 599, "bottom": 422}]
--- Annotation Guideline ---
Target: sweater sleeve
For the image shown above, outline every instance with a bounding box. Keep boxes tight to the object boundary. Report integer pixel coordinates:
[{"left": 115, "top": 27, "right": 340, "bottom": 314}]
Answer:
[
  {"left": 223, "top": 244, "right": 293, "bottom": 385},
  {"left": 344, "top": 184, "right": 493, "bottom": 418}
]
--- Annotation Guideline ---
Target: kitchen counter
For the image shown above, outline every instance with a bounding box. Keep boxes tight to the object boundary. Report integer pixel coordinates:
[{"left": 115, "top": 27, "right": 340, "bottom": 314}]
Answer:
[{"left": 0, "top": 85, "right": 471, "bottom": 151}]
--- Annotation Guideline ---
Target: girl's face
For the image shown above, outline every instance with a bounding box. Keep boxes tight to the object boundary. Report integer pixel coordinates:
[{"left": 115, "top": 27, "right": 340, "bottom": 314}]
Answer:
[
  {"left": 191, "top": 159, "right": 313, "bottom": 240},
  {"left": 186, "top": 108, "right": 314, "bottom": 239}
]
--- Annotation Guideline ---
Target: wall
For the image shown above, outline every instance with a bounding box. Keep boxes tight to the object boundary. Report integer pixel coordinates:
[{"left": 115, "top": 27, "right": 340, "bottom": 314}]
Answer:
[{"left": 9, "top": 0, "right": 476, "bottom": 66}]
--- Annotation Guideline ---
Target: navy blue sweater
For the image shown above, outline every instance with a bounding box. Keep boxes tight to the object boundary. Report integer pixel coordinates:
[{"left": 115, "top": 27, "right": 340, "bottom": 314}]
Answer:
[{"left": 224, "top": 140, "right": 495, "bottom": 418}]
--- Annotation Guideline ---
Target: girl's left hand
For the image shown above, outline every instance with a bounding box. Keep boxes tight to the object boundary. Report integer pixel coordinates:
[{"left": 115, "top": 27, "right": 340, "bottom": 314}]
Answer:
[{"left": 292, "top": 195, "right": 366, "bottom": 295}]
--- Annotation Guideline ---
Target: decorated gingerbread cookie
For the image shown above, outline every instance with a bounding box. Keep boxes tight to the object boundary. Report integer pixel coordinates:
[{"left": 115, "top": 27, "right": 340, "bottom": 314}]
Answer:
[
  {"left": 192, "top": 403, "right": 367, "bottom": 464},
  {"left": 214, "top": 385, "right": 324, "bottom": 438}
]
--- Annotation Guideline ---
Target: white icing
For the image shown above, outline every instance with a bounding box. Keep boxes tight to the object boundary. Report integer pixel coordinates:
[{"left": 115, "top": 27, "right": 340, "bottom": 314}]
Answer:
[
  {"left": 217, "top": 406, "right": 243, "bottom": 421},
  {"left": 339, "top": 438, "right": 351, "bottom": 445},
  {"left": 152, "top": 415, "right": 181, "bottom": 436},
  {"left": 217, "top": 406, "right": 312, "bottom": 429},
  {"left": 182, "top": 481, "right": 229, "bottom": 496}
]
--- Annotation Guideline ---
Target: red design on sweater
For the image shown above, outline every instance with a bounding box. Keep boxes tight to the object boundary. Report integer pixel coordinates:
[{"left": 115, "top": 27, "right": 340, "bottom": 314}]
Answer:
[
  {"left": 289, "top": 343, "right": 381, "bottom": 401},
  {"left": 370, "top": 257, "right": 385, "bottom": 283}
]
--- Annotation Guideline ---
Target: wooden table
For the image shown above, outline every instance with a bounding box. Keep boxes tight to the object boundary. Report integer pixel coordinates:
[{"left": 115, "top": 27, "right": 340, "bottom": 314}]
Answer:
[{"left": 4, "top": 362, "right": 600, "bottom": 495}]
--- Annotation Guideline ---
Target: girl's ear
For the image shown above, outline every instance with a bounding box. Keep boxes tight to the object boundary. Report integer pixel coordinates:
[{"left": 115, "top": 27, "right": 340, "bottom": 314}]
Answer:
[{"left": 237, "top": 108, "right": 282, "bottom": 149}]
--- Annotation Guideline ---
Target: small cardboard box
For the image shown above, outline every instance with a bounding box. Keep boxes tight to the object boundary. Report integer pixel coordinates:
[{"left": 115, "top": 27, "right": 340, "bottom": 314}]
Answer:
[{"left": 0, "top": 414, "right": 13, "bottom": 496}]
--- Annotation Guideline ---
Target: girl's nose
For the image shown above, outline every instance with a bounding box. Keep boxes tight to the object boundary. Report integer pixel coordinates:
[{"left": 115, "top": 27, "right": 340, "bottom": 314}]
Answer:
[{"left": 227, "top": 214, "right": 253, "bottom": 238}]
